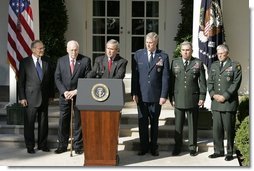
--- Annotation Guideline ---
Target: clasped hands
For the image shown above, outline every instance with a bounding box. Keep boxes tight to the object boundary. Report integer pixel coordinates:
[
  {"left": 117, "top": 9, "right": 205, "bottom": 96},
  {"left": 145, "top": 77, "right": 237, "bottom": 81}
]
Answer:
[
  {"left": 64, "top": 90, "right": 77, "bottom": 100},
  {"left": 212, "top": 94, "right": 225, "bottom": 103}
]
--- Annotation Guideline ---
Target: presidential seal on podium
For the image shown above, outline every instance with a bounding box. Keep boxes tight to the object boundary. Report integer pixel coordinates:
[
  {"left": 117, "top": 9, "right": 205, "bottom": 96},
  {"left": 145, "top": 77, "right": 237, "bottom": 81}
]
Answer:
[{"left": 91, "top": 83, "right": 110, "bottom": 102}]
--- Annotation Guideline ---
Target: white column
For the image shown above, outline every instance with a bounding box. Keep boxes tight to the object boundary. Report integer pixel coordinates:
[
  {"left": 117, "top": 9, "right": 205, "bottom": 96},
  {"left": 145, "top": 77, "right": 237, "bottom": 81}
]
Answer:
[
  {"left": 250, "top": 1, "right": 254, "bottom": 96},
  {"left": 192, "top": 0, "right": 201, "bottom": 58},
  {"left": 9, "top": 0, "right": 39, "bottom": 104}
]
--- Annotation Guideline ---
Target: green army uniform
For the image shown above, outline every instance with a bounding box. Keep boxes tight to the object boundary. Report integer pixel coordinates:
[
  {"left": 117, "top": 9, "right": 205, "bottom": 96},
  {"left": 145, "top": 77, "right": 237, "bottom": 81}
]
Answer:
[
  {"left": 208, "top": 58, "right": 242, "bottom": 156},
  {"left": 170, "top": 57, "right": 207, "bottom": 152}
]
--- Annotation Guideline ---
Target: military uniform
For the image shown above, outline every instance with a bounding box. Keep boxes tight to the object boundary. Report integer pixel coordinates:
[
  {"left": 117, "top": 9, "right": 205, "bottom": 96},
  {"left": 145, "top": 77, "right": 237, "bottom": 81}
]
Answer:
[
  {"left": 131, "top": 48, "right": 170, "bottom": 154},
  {"left": 170, "top": 57, "right": 207, "bottom": 152},
  {"left": 208, "top": 58, "right": 242, "bottom": 156}
]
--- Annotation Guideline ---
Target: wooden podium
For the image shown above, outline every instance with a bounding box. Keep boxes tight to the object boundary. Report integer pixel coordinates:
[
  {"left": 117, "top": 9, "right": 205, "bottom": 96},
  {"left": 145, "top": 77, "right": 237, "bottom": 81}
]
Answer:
[{"left": 76, "top": 79, "right": 124, "bottom": 166}]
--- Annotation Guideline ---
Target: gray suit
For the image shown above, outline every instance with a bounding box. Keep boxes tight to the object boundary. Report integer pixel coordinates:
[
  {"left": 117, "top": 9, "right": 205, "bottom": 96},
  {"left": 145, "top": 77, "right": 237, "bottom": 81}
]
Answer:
[{"left": 55, "top": 54, "right": 91, "bottom": 150}]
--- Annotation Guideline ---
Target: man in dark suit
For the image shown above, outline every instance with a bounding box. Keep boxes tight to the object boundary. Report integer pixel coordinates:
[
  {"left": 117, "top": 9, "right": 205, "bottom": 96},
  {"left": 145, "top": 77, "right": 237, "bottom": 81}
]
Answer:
[
  {"left": 88, "top": 39, "right": 128, "bottom": 79},
  {"left": 170, "top": 41, "right": 207, "bottom": 156},
  {"left": 131, "top": 32, "right": 170, "bottom": 156},
  {"left": 18, "top": 40, "right": 54, "bottom": 154},
  {"left": 54, "top": 40, "right": 91, "bottom": 154},
  {"left": 208, "top": 44, "right": 242, "bottom": 161}
]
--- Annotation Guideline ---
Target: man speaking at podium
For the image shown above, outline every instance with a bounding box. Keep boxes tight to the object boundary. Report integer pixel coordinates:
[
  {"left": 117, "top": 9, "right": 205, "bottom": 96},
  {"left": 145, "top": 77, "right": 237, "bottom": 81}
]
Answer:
[{"left": 88, "top": 39, "right": 128, "bottom": 79}]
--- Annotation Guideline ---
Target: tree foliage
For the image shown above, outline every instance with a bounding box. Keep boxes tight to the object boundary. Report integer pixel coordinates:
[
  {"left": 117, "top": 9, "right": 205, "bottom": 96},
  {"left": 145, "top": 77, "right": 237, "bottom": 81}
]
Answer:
[
  {"left": 39, "top": 0, "right": 68, "bottom": 66},
  {"left": 173, "top": 0, "right": 193, "bottom": 58}
]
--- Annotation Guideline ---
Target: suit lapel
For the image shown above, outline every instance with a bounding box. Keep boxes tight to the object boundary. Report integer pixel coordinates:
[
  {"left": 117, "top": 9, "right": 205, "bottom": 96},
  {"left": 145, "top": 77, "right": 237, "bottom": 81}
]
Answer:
[
  {"left": 109, "top": 55, "right": 119, "bottom": 78},
  {"left": 64, "top": 56, "right": 72, "bottom": 78},
  {"left": 220, "top": 59, "right": 231, "bottom": 73},
  {"left": 102, "top": 56, "right": 109, "bottom": 78},
  {"left": 185, "top": 57, "right": 194, "bottom": 72},
  {"left": 141, "top": 50, "right": 149, "bottom": 68},
  {"left": 42, "top": 57, "right": 48, "bottom": 81},
  {"left": 72, "top": 55, "right": 81, "bottom": 77},
  {"left": 148, "top": 50, "right": 161, "bottom": 72},
  {"left": 27, "top": 57, "right": 41, "bottom": 82}
]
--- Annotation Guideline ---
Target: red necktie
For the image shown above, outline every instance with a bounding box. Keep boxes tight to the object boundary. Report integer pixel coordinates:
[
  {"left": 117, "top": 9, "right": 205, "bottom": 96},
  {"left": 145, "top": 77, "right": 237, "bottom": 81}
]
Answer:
[
  {"left": 108, "top": 58, "right": 112, "bottom": 72},
  {"left": 70, "top": 59, "right": 75, "bottom": 74}
]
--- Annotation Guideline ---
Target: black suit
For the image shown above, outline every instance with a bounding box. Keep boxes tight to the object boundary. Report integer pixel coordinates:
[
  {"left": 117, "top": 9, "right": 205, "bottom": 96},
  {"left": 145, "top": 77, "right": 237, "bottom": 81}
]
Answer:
[
  {"left": 55, "top": 54, "right": 91, "bottom": 150},
  {"left": 18, "top": 56, "right": 54, "bottom": 149},
  {"left": 88, "top": 54, "right": 128, "bottom": 79}
]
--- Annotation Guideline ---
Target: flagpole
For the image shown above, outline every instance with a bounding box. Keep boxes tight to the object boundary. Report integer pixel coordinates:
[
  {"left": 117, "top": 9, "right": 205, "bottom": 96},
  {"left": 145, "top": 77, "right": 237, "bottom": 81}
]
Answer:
[{"left": 9, "top": 67, "right": 17, "bottom": 105}]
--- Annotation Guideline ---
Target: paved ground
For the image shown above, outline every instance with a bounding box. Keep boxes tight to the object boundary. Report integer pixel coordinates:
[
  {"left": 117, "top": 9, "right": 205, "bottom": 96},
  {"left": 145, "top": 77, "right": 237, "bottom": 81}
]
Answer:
[{"left": 0, "top": 145, "right": 239, "bottom": 167}]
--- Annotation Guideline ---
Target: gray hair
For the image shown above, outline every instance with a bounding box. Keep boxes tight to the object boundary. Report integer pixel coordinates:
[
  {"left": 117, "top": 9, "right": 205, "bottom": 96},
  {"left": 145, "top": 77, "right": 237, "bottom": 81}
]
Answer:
[
  {"left": 67, "top": 40, "right": 79, "bottom": 49},
  {"left": 106, "top": 39, "right": 119, "bottom": 50},
  {"left": 31, "top": 40, "right": 43, "bottom": 49},
  {"left": 146, "top": 32, "right": 159, "bottom": 43},
  {"left": 180, "top": 41, "right": 192, "bottom": 49},
  {"left": 216, "top": 44, "right": 229, "bottom": 53}
]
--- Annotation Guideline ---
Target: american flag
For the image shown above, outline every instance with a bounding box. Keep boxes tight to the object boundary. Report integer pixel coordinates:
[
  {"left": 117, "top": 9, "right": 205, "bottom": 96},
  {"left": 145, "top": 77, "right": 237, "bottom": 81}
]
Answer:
[
  {"left": 7, "top": 0, "right": 35, "bottom": 78},
  {"left": 198, "top": 0, "right": 225, "bottom": 70}
]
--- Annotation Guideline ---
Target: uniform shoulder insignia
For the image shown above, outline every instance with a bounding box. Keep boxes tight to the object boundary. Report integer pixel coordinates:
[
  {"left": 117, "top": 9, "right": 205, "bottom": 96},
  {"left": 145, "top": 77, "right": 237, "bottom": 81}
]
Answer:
[
  {"left": 236, "top": 63, "right": 241, "bottom": 70},
  {"left": 232, "top": 60, "right": 241, "bottom": 70},
  {"left": 172, "top": 57, "right": 180, "bottom": 61},
  {"left": 135, "top": 49, "right": 144, "bottom": 53}
]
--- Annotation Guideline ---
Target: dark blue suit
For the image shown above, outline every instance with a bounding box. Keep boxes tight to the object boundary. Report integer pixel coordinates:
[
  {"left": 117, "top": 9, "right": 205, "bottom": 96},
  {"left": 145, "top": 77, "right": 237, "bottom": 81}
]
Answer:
[{"left": 131, "top": 49, "right": 170, "bottom": 152}]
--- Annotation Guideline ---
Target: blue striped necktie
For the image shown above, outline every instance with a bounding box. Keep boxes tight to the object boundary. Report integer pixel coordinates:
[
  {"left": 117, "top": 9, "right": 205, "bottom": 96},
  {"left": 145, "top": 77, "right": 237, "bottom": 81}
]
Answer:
[{"left": 36, "top": 58, "right": 43, "bottom": 81}]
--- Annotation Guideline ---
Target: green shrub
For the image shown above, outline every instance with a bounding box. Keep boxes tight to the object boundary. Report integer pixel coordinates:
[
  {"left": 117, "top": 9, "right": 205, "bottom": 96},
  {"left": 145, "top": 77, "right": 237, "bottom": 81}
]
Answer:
[
  {"left": 237, "top": 95, "right": 249, "bottom": 123},
  {"left": 235, "top": 116, "right": 249, "bottom": 166}
]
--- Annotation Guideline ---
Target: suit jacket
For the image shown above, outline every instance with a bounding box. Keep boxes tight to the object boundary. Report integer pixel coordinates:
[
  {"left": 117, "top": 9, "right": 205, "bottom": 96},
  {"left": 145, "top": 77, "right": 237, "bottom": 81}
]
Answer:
[
  {"left": 131, "top": 49, "right": 170, "bottom": 103},
  {"left": 170, "top": 57, "right": 207, "bottom": 109},
  {"left": 88, "top": 54, "right": 128, "bottom": 79},
  {"left": 18, "top": 56, "right": 54, "bottom": 107},
  {"left": 55, "top": 54, "right": 91, "bottom": 97},
  {"left": 208, "top": 58, "right": 242, "bottom": 111}
]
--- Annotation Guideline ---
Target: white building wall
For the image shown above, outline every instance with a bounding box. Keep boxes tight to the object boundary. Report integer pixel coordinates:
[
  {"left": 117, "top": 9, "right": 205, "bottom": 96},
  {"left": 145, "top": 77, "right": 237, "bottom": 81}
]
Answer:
[
  {"left": 0, "top": 0, "right": 9, "bottom": 86},
  {"left": 223, "top": 0, "right": 249, "bottom": 94},
  {"left": 250, "top": 0, "right": 254, "bottom": 98},
  {"left": 65, "top": 0, "right": 87, "bottom": 55}
]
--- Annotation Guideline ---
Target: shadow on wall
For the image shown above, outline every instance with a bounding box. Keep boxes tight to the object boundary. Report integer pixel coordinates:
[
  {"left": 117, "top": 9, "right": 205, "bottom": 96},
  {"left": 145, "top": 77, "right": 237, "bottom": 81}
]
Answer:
[
  {"left": 0, "top": 65, "right": 8, "bottom": 84},
  {"left": 0, "top": 85, "right": 9, "bottom": 102}
]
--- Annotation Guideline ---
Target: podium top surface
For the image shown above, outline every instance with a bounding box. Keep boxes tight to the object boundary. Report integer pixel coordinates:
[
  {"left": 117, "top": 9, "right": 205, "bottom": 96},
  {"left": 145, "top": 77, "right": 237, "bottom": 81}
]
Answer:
[{"left": 76, "top": 78, "right": 125, "bottom": 111}]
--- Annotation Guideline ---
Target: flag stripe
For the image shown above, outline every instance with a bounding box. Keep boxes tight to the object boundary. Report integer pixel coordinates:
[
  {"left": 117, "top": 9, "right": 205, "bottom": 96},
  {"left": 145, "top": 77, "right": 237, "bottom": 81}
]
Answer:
[
  {"left": 7, "top": 0, "right": 35, "bottom": 77},
  {"left": 8, "top": 33, "right": 24, "bottom": 62}
]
